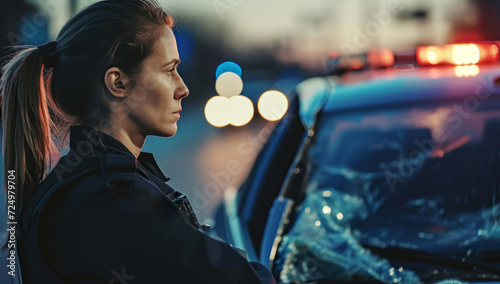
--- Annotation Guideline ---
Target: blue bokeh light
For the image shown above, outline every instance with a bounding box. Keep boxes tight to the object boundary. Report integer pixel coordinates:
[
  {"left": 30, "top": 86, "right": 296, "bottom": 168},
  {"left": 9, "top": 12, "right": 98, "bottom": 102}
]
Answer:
[{"left": 216, "top": 61, "right": 242, "bottom": 79}]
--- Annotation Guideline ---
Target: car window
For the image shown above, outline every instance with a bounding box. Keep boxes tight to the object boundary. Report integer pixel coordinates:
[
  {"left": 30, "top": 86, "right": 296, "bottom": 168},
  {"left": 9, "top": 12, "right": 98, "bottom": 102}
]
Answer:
[{"left": 276, "top": 99, "right": 500, "bottom": 283}]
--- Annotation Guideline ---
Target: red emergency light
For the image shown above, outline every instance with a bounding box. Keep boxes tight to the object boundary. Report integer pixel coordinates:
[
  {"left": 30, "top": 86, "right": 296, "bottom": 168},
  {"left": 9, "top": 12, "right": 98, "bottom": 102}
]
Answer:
[{"left": 416, "top": 43, "right": 499, "bottom": 66}]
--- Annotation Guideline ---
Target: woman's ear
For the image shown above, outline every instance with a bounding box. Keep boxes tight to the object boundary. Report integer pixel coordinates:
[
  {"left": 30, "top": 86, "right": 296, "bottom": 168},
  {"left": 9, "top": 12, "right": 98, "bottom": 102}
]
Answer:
[{"left": 104, "top": 67, "right": 130, "bottom": 99}]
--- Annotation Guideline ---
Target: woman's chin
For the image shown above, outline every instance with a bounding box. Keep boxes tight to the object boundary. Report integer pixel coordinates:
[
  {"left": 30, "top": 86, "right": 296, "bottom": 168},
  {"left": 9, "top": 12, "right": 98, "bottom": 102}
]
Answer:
[
  {"left": 159, "top": 125, "right": 177, "bottom": 137},
  {"left": 144, "top": 122, "right": 177, "bottom": 138}
]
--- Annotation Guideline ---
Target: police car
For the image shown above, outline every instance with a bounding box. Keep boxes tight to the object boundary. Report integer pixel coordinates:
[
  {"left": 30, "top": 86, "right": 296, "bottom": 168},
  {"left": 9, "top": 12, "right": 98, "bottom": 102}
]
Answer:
[{"left": 213, "top": 42, "right": 500, "bottom": 283}]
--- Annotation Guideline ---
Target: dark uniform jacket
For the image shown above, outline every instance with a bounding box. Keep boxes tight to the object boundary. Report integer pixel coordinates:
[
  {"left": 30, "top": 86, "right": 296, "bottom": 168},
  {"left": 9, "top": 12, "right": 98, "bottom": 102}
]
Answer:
[{"left": 17, "top": 124, "right": 275, "bottom": 284}]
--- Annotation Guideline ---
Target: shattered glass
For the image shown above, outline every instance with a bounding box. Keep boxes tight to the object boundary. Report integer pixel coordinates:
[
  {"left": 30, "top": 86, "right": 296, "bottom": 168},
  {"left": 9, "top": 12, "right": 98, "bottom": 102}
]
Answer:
[
  {"left": 277, "top": 188, "right": 421, "bottom": 283},
  {"left": 276, "top": 103, "right": 500, "bottom": 283}
]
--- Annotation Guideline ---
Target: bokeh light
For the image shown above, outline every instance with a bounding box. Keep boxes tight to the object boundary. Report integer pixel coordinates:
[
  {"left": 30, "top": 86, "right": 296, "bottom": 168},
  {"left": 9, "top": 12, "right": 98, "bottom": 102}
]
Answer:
[
  {"left": 216, "top": 61, "right": 242, "bottom": 79},
  {"left": 258, "top": 90, "right": 288, "bottom": 121},
  {"left": 228, "top": 95, "right": 254, "bottom": 126},
  {"left": 454, "top": 65, "right": 480, "bottom": 77},
  {"left": 426, "top": 50, "right": 437, "bottom": 64},
  {"left": 322, "top": 206, "right": 331, "bottom": 215},
  {"left": 215, "top": 72, "right": 243, "bottom": 97},
  {"left": 452, "top": 44, "right": 480, "bottom": 65},
  {"left": 336, "top": 212, "right": 344, "bottom": 220},
  {"left": 205, "top": 96, "right": 230, "bottom": 127}
]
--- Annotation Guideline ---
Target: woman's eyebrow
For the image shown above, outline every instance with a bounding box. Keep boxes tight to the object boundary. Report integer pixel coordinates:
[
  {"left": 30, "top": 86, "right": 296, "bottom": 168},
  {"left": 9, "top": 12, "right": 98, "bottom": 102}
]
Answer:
[{"left": 163, "top": 59, "right": 181, "bottom": 67}]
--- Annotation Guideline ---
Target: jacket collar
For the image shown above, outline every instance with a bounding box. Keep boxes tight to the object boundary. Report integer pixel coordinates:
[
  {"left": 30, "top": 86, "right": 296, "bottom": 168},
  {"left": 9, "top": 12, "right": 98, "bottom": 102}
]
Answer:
[{"left": 69, "top": 124, "right": 170, "bottom": 182}]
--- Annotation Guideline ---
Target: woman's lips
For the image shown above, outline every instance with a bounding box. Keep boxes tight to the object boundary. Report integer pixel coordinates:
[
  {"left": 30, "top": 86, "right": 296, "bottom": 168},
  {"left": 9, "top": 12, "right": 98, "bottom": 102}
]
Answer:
[{"left": 173, "top": 109, "right": 181, "bottom": 119}]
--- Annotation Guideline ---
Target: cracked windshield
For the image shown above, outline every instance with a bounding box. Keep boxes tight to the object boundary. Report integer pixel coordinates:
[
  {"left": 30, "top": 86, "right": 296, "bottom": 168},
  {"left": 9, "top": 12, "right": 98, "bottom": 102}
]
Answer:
[{"left": 277, "top": 100, "right": 500, "bottom": 283}]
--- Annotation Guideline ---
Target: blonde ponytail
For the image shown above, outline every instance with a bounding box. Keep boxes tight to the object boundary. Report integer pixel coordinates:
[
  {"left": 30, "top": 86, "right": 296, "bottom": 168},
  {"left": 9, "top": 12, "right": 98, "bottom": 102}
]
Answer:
[{"left": 1, "top": 46, "right": 58, "bottom": 221}]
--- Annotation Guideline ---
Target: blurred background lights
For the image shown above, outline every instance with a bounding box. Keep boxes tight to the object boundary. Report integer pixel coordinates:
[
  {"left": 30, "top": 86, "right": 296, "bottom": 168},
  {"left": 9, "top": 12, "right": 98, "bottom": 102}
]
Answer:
[
  {"left": 205, "top": 95, "right": 254, "bottom": 127},
  {"left": 452, "top": 44, "right": 480, "bottom": 65},
  {"left": 258, "top": 90, "right": 288, "bottom": 121},
  {"left": 205, "top": 96, "right": 230, "bottom": 127},
  {"left": 216, "top": 61, "right": 242, "bottom": 79},
  {"left": 454, "top": 65, "right": 480, "bottom": 77},
  {"left": 322, "top": 206, "right": 331, "bottom": 215},
  {"left": 215, "top": 72, "right": 243, "bottom": 97},
  {"left": 228, "top": 95, "right": 254, "bottom": 126},
  {"left": 336, "top": 212, "right": 344, "bottom": 221},
  {"left": 426, "top": 50, "right": 437, "bottom": 63},
  {"left": 208, "top": 61, "right": 253, "bottom": 127}
]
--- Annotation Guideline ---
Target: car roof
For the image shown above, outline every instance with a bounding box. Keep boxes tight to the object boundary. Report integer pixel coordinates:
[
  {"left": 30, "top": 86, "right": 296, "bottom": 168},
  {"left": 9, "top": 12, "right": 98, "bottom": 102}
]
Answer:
[{"left": 297, "top": 64, "right": 500, "bottom": 121}]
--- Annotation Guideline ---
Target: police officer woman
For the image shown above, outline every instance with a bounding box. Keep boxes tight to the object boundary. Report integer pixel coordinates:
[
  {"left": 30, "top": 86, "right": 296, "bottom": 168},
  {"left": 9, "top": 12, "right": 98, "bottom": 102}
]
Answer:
[{"left": 1, "top": 0, "right": 275, "bottom": 283}]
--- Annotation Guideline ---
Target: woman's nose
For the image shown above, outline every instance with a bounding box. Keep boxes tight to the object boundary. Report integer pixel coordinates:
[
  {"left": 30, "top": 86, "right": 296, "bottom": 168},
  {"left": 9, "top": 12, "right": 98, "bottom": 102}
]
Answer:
[{"left": 175, "top": 77, "right": 189, "bottom": 100}]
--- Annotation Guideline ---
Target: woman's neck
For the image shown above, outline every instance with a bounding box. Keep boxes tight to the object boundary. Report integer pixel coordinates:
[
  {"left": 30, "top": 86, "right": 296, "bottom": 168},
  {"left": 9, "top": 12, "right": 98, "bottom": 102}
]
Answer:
[{"left": 100, "top": 124, "right": 145, "bottom": 158}]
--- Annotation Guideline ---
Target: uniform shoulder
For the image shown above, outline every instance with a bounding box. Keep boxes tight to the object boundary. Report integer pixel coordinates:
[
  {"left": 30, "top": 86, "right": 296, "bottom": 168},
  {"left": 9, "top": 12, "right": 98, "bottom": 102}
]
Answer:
[
  {"left": 49, "top": 151, "right": 137, "bottom": 181},
  {"left": 42, "top": 152, "right": 178, "bottom": 216},
  {"left": 43, "top": 151, "right": 153, "bottom": 198}
]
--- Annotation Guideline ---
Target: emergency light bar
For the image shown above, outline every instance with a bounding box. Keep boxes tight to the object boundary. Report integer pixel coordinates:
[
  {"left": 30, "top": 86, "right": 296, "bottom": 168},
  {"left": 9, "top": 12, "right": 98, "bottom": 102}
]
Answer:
[
  {"left": 417, "top": 43, "right": 499, "bottom": 66},
  {"left": 327, "top": 42, "right": 499, "bottom": 75}
]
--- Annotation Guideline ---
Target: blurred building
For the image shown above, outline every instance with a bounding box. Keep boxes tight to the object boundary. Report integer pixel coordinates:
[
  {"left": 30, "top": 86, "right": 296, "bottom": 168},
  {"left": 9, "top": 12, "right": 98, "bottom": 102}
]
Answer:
[{"left": 10, "top": 0, "right": 496, "bottom": 74}]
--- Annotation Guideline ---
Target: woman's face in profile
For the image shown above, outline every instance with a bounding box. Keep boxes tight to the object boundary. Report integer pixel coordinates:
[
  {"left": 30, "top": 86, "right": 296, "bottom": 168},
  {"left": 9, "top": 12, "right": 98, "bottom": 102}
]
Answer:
[{"left": 124, "top": 25, "right": 189, "bottom": 138}]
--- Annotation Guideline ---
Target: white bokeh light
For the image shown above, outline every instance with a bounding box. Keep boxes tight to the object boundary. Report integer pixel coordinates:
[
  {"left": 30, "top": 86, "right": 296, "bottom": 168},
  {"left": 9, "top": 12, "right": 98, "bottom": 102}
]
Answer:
[
  {"left": 215, "top": 72, "right": 243, "bottom": 98},
  {"left": 205, "top": 96, "right": 230, "bottom": 127},
  {"left": 228, "top": 95, "right": 254, "bottom": 126},
  {"left": 258, "top": 90, "right": 288, "bottom": 121},
  {"left": 452, "top": 44, "right": 480, "bottom": 65},
  {"left": 322, "top": 206, "right": 331, "bottom": 215},
  {"left": 336, "top": 212, "right": 344, "bottom": 220}
]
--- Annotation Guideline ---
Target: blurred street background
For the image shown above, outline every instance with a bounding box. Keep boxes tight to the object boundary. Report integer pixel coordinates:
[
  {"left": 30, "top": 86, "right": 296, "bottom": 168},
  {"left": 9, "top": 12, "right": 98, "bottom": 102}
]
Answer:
[{"left": 1, "top": 0, "right": 500, "bottom": 229}]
